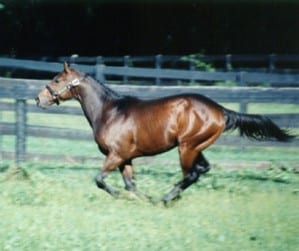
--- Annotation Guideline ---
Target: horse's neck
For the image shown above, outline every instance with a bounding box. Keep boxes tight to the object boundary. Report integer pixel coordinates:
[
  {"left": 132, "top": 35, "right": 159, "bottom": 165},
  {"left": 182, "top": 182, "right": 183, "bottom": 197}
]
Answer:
[{"left": 77, "top": 78, "right": 114, "bottom": 130}]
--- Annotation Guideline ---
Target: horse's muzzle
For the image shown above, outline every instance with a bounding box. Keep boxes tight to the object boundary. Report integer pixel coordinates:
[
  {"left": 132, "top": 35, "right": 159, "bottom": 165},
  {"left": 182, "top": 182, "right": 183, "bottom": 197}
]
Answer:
[{"left": 35, "top": 95, "right": 52, "bottom": 109}]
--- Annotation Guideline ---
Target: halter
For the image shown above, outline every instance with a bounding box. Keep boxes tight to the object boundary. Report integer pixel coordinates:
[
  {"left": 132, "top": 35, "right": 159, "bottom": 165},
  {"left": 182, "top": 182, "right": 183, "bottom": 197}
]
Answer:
[{"left": 46, "top": 78, "right": 81, "bottom": 105}]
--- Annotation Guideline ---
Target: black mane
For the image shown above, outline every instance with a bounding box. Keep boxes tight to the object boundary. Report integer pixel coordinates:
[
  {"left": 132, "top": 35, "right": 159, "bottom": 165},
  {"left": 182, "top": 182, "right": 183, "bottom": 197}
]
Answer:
[{"left": 86, "top": 74, "right": 123, "bottom": 100}]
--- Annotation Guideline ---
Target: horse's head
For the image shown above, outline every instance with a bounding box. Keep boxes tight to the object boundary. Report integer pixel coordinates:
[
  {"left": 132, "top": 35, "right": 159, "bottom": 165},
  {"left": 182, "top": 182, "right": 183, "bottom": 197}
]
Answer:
[{"left": 36, "top": 62, "right": 82, "bottom": 108}]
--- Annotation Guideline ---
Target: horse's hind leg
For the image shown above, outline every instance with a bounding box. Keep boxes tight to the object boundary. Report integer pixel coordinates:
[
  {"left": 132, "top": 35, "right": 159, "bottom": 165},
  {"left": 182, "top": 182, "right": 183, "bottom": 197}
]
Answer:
[
  {"left": 192, "top": 152, "right": 210, "bottom": 176},
  {"left": 162, "top": 151, "right": 210, "bottom": 203}
]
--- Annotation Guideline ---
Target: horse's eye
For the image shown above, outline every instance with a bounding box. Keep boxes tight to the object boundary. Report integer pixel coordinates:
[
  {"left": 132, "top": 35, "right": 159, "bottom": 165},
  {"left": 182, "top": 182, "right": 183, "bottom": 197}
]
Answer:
[{"left": 54, "top": 79, "right": 59, "bottom": 83}]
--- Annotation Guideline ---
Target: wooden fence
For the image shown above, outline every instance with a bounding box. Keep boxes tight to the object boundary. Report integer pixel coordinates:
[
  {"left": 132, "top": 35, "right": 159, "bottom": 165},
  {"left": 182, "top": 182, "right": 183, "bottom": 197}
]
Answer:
[
  {"left": 1, "top": 57, "right": 299, "bottom": 87},
  {"left": 57, "top": 54, "right": 299, "bottom": 73}
]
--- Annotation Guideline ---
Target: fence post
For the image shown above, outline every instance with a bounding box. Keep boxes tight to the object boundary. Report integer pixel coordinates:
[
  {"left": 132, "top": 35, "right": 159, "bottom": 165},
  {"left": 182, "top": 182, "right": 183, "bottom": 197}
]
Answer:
[
  {"left": 96, "top": 56, "right": 103, "bottom": 65},
  {"left": 237, "top": 71, "right": 248, "bottom": 149},
  {"left": 236, "top": 71, "right": 248, "bottom": 113},
  {"left": 95, "top": 64, "right": 106, "bottom": 83},
  {"left": 189, "top": 60, "right": 196, "bottom": 84},
  {"left": 15, "top": 98, "right": 27, "bottom": 166},
  {"left": 123, "top": 55, "right": 130, "bottom": 84},
  {"left": 269, "top": 54, "right": 276, "bottom": 72},
  {"left": 225, "top": 54, "right": 232, "bottom": 71},
  {"left": 155, "top": 54, "right": 162, "bottom": 85},
  {"left": 236, "top": 72, "right": 248, "bottom": 144}
]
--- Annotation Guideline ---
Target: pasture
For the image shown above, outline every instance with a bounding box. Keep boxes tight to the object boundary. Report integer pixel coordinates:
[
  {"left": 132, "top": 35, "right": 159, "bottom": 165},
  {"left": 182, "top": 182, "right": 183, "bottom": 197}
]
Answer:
[
  {"left": 0, "top": 99, "right": 298, "bottom": 250},
  {"left": 0, "top": 153, "right": 298, "bottom": 251}
]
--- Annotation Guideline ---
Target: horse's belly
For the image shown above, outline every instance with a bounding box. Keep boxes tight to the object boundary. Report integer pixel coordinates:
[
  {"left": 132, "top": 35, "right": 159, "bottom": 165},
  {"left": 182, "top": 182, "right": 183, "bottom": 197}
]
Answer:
[{"left": 135, "top": 130, "right": 177, "bottom": 155}]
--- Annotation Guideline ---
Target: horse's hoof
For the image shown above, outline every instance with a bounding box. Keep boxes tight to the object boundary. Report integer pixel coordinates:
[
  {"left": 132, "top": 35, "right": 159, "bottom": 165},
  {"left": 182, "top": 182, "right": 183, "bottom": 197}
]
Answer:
[
  {"left": 126, "top": 191, "right": 142, "bottom": 201},
  {"left": 162, "top": 199, "right": 176, "bottom": 207},
  {"left": 162, "top": 194, "right": 182, "bottom": 207},
  {"left": 124, "top": 191, "right": 154, "bottom": 204}
]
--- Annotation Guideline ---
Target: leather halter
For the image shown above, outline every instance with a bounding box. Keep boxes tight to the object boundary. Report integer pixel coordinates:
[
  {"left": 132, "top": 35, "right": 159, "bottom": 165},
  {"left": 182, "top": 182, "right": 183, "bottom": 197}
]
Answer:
[{"left": 46, "top": 78, "right": 81, "bottom": 105}]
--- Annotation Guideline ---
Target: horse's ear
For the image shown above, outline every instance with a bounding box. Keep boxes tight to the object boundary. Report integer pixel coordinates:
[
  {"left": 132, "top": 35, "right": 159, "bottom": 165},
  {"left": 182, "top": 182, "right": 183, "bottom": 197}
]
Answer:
[{"left": 63, "top": 62, "right": 71, "bottom": 74}]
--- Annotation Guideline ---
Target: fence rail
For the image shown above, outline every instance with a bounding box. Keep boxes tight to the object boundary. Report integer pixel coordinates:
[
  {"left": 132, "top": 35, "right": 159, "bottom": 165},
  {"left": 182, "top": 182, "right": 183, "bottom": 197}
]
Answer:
[
  {"left": 0, "top": 77, "right": 298, "bottom": 166},
  {"left": 1, "top": 57, "right": 299, "bottom": 86},
  {"left": 57, "top": 54, "right": 299, "bottom": 71}
]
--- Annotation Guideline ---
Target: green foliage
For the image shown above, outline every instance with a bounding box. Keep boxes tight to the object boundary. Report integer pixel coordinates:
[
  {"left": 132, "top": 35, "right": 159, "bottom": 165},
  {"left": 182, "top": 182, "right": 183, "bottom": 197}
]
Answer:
[
  {"left": 214, "top": 80, "right": 238, "bottom": 86},
  {"left": 181, "top": 53, "right": 215, "bottom": 72}
]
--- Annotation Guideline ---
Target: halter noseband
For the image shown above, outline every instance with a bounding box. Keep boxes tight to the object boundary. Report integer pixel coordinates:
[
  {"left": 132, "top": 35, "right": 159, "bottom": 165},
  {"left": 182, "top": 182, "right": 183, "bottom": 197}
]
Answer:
[{"left": 46, "top": 78, "right": 81, "bottom": 105}]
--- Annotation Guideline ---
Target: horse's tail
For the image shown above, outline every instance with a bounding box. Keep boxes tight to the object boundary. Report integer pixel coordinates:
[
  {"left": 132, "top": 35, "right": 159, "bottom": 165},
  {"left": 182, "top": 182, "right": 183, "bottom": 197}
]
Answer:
[{"left": 223, "top": 108, "right": 295, "bottom": 142}]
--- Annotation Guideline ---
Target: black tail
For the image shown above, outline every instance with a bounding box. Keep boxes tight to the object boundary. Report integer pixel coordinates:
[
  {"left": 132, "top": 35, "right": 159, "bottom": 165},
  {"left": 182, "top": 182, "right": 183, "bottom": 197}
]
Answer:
[{"left": 223, "top": 109, "right": 295, "bottom": 142}]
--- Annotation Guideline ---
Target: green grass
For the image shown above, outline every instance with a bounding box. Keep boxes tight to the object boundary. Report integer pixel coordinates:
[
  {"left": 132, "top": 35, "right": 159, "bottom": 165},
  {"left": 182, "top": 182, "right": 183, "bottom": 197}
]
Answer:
[{"left": 0, "top": 163, "right": 298, "bottom": 251}]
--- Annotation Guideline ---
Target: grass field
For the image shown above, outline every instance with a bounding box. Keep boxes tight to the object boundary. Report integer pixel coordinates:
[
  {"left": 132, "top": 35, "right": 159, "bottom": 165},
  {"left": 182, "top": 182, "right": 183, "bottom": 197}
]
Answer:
[
  {"left": 0, "top": 159, "right": 298, "bottom": 251},
  {"left": 0, "top": 99, "right": 298, "bottom": 250}
]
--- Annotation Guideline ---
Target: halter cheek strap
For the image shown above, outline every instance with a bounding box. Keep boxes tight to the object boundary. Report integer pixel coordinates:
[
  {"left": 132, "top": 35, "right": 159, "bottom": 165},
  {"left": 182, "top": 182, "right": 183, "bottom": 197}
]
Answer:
[
  {"left": 69, "top": 78, "right": 80, "bottom": 87},
  {"left": 46, "top": 78, "right": 81, "bottom": 105}
]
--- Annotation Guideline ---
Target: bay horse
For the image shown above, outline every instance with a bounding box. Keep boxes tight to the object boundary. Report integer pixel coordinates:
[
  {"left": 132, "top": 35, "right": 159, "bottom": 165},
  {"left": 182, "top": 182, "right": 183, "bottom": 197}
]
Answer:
[{"left": 36, "top": 63, "right": 294, "bottom": 203}]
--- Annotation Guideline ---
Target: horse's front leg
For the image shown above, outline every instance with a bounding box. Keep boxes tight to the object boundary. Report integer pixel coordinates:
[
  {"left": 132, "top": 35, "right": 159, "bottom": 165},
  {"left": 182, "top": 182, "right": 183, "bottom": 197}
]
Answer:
[
  {"left": 119, "top": 161, "right": 153, "bottom": 202},
  {"left": 119, "top": 160, "right": 136, "bottom": 191},
  {"left": 95, "top": 153, "right": 124, "bottom": 197}
]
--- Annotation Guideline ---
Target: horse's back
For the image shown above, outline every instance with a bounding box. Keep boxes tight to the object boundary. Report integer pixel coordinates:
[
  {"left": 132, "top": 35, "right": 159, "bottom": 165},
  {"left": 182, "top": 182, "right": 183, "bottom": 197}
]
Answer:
[
  {"left": 123, "top": 93, "right": 225, "bottom": 131},
  {"left": 119, "top": 94, "right": 225, "bottom": 155}
]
